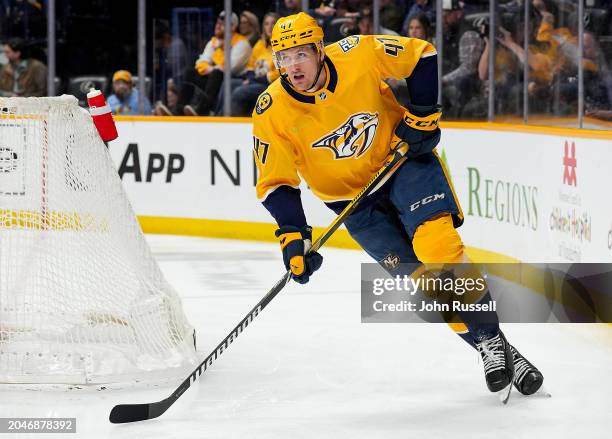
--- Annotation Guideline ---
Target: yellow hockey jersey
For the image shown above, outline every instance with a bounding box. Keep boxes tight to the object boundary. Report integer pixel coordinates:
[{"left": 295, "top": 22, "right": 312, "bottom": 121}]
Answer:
[{"left": 252, "top": 35, "right": 437, "bottom": 203}]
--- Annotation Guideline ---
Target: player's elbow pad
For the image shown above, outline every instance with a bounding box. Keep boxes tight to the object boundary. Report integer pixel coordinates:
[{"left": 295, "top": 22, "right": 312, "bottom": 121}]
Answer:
[{"left": 394, "top": 104, "right": 442, "bottom": 157}]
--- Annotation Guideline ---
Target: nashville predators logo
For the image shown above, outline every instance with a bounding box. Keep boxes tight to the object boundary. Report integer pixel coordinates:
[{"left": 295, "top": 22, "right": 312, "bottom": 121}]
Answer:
[
  {"left": 255, "top": 93, "right": 273, "bottom": 114},
  {"left": 312, "top": 112, "right": 379, "bottom": 159}
]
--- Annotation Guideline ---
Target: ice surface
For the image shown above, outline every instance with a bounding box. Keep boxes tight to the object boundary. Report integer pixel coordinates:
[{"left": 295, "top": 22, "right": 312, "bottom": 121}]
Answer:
[{"left": 1, "top": 235, "right": 611, "bottom": 438}]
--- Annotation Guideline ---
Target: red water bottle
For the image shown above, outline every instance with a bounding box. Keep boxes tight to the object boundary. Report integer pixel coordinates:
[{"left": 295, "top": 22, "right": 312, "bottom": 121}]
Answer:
[{"left": 87, "top": 89, "right": 118, "bottom": 142}]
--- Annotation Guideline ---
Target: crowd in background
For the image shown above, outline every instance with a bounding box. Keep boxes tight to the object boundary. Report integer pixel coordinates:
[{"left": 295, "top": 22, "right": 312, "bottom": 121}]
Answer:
[{"left": 1, "top": 0, "right": 611, "bottom": 124}]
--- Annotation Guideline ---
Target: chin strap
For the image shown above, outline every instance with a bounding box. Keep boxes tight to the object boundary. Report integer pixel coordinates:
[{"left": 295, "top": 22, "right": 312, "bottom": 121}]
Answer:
[{"left": 305, "top": 56, "right": 325, "bottom": 92}]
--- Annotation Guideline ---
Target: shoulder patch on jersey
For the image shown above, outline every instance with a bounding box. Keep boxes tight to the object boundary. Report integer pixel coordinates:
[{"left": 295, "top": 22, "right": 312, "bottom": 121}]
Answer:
[
  {"left": 338, "top": 35, "right": 360, "bottom": 53},
  {"left": 255, "top": 92, "right": 273, "bottom": 114}
]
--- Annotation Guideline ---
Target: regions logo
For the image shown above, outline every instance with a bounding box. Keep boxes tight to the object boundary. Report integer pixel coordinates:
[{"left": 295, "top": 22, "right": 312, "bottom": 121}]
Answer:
[
  {"left": 255, "top": 92, "right": 273, "bottom": 115},
  {"left": 338, "top": 35, "right": 360, "bottom": 53},
  {"left": 312, "top": 112, "right": 379, "bottom": 159}
]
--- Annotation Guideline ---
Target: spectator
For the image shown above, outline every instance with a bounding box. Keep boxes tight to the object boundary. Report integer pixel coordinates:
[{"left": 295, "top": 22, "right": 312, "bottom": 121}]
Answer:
[
  {"left": 278, "top": 0, "right": 302, "bottom": 17},
  {"left": 494, "top": 23, "right": 555, "bottom": 109},
  {"left": 472, "top": 15, "right": 537, "bottom": 119},
  {"left": 439, "top": 1, "right": 486, "bottom": 118},
  {"left": 240, "top": 11, "right": 261, "bottom": 47},
  {"left": 313, "top": 1, "right": 337, "bottom": 18},
  {"left": 558, "top": 31, "right": 612, "bottom": 116},
  {"left": 401, "top": 1, "right": 435, "bottom": 35},
  {"left": 231, "top": 12, "right": 280, "bottom": 116},
  {"left": 476, "top": 24, "right": 524, "bottom": 117},
  {"left": 357, "top": 7, "right": 399, "bottom": 36},
  {"left": 379, "top": 0, "right": 405, "bottom": 34},
  {"left": 107, "top": 70, "right": 152, "bottom": 115},
  {"left": 582, "top": 32, "right": 612, "bottom": 114},
  {"left": 154, "top": 78, "right": 180, "bottom": 116},
  {"left": 0, "top": 37, "right": 46, "bottom": 97},
  {"left": 160, "top": 11, "right": 251, "bottom": 116},
  {"left": 441, "top": 0, "right": 467, "bottom": 76},
  {"left": 335, "top": 0, "right": 368, "bottom": 17},
  {"left": 405, "top": 13, "right": 433, "bottom": 41},
  {"left": 0, "top": 1, "right": 45, "bottom": 42},
  {"left": 154, "top": 20, "right": 188, "bottom": 99}
]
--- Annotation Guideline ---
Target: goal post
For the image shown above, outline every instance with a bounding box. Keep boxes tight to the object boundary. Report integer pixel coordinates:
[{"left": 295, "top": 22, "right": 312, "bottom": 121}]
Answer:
[{"left": 0, "top": 96, "right": 197, "bottom": 384}]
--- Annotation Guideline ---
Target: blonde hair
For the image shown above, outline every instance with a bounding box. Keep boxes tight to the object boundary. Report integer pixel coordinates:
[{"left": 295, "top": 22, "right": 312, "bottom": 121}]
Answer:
[{"left": 240, "top": 11, "right": 261, "bottom": 37}]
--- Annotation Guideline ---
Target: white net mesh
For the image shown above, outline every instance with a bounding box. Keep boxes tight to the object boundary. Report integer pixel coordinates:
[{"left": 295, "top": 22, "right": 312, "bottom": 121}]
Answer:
[{"left": 0, "top": 95, "right": 196, "bottom": 384}]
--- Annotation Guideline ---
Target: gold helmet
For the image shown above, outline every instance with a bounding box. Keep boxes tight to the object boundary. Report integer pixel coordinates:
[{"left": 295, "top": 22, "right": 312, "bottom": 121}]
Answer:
[{"left": 270, "top": 12, "right": 324, "bottom": 52}]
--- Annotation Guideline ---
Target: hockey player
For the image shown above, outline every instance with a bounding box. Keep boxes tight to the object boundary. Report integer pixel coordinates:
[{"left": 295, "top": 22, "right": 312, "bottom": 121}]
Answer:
[{"left": 252, "top": 12, "right": 543, "bottom": 398}]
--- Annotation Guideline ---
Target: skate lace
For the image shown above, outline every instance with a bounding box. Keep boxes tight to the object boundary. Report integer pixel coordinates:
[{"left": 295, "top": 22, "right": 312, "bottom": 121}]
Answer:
[
  {"left": 477, "top": 334, "right": 505, "bottom": 373},
  {"left": 512, "top": 348, "right": 532, "bottom": 382}
]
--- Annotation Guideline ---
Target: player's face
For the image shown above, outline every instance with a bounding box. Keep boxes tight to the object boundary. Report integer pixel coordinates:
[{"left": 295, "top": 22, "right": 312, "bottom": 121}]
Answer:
[{"left": 278, "top": 45, "right": 321, "bottom": 91}]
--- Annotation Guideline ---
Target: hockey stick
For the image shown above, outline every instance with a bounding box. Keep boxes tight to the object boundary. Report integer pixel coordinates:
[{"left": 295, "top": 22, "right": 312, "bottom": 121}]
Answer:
[{"left": 109, "top": 143, "right": 409, "bottom": 424}]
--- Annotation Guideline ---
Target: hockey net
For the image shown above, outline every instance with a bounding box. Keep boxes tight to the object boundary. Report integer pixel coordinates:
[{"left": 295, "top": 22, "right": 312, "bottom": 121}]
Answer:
[{"left": 0, "top": 96, "right": 196, "bottom": 384}]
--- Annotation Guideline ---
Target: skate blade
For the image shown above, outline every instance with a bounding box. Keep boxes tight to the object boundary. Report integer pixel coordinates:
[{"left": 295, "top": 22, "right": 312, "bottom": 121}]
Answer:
[
  {"left": 498, "top": 382, "right": 513, "bottom": 404},
  {"left": 532, "top": 385, "right": 552, "bottom": 398}
]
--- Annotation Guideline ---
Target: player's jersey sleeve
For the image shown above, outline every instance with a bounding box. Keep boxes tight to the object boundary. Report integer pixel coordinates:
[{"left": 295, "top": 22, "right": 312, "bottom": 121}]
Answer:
[
  {"left": 358, "top": 35, "right": 437, "bottom": 81},
  {"left": 252, "top": 100, "right": 301, "bottom": 201}
]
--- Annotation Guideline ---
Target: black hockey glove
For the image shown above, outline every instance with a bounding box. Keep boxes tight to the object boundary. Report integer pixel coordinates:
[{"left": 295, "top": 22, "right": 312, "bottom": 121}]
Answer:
[
  {"left": 394, "top": 104, "right": 442, "bottom": 157},
  {"left": 275, "top": 225, "right": 323, "bottom": 284}
]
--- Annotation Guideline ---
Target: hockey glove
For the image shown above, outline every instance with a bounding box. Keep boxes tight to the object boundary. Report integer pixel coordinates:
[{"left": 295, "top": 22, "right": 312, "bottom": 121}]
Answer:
[
  {"left": 394, "top": 104, "right": 442, "bottom": 157},
  {"left": 275, "top": 225, "right": 323, "bottom": 284}
]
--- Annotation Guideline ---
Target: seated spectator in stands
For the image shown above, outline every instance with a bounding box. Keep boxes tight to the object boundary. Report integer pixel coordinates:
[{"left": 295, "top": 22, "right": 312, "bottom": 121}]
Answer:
[
  {"left": 495, "top": 22, "right": 555, "bottom": 112},
  {"left": 476, "top": 25, "right": 522, "bottom": 117},
  {"left": 582, "top": 32, "right": 612, "bottom": 115},
  {"left": 441, "top": 0, "right": 467, "bottom": 86},
  {"left": 401, "top": 0, "right": 435, "bottom": 35},
  {"left": 335, "top": 0, "right": 368, "bottom": 17},
  {"left": 240, "top": 11, "right": 261, "bottom": 47},
  {"left": 154, "top": 78, "right": 179, "bottom": 116},
  {"left": 442, "top": 22, "right": 484, "bottom": 118},
  {"left": 231, "top": 13, "right": 280, "bottom": 116},
  {"left": 405, "top": 13, "right": 433, "bottom": 41},
  {"left": 313, "top": 1, "right": 337, "bottom": 18},
  {"left": 160, "top": 11, "right": 251, "bottom": 116},
  {"left": 278, "top": 0, "right": 302, "bottom": 17},
  {"left": 357, "top": 7, "right": 399, "bottom": 36},
  {"left": 0, "top": 37, "right": 46, "bottom": 97},
  {"left": 378, "top": 0, "right": 404, "bottom": 34},
  {"left": 154, "top": 21, "right": 188, "bottom": 98},
  {"left": 556, "top": 30, "right": 612, "bottom": 117},
  {"left": 107, "top": 70, "right": 152, "bottom": 115}
]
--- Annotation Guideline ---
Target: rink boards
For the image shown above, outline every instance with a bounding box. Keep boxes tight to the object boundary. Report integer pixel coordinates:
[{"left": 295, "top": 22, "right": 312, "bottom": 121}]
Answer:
[{"left": 109, "top": 116, "right": 612, "bottom": 264}]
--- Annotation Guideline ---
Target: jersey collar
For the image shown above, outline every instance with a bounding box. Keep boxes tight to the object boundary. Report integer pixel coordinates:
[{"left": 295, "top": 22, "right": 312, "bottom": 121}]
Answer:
[{"left": 281, "top": 56, "right": 338, "bottom": 104}]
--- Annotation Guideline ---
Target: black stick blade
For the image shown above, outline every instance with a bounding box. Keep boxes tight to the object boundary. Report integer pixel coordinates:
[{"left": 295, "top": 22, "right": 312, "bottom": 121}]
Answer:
[{"left": 109, "top": 403, "right": 151, "bottom": 424}]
